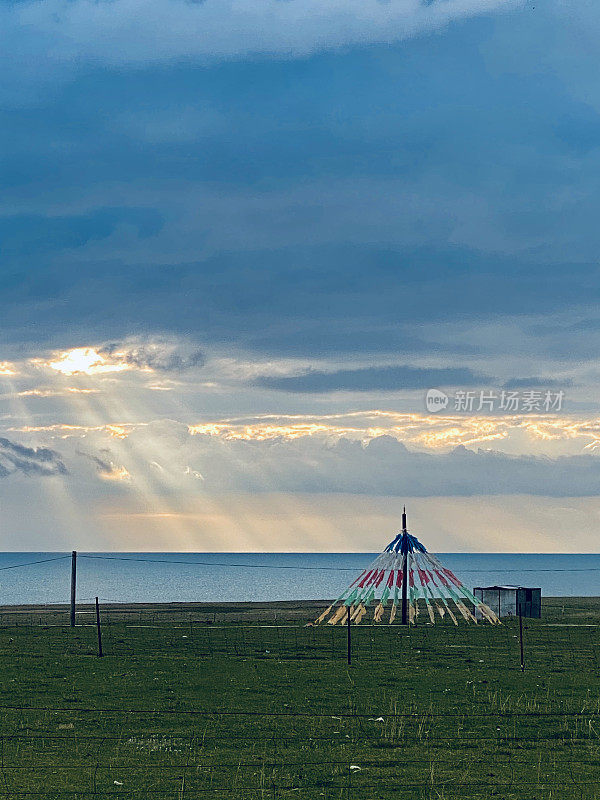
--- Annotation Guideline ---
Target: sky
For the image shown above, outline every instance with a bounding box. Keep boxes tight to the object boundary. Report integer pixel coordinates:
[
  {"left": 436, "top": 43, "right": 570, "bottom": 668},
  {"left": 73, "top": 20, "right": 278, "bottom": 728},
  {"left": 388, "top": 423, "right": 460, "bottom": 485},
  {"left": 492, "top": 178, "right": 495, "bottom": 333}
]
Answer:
[{"left": 2, "top": 0, "right": 600, "bottom": 552}]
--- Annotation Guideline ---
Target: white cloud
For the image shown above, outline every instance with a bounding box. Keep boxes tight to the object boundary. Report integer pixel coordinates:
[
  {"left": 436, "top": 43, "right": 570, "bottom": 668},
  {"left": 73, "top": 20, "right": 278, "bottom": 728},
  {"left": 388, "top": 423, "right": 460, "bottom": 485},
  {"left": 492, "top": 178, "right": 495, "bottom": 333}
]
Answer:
[
  {"left": 2, "top": 0, "right": 521, "bottom": 75},
  {"left": 48, "top": 347, "right": 130, "bottom": 376},
  {"left": 4, "top": 414, "right": 600, "bottom": 550},
  {"left": 16, "top": 417, "right": 600, "bottom": 497},
  {"left": 167, "top": 432, "right": 600, "bottom": 497}
]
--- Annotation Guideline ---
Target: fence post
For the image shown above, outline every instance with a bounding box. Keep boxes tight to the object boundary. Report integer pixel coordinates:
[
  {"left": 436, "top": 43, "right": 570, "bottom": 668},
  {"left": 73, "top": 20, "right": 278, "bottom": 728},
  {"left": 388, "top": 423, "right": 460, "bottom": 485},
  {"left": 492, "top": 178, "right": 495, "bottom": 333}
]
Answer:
[
  {"left": 95, "top": 597, "right": 103, "bottom": 657},
  {"left": 518, "top": 601, "right": 524, "bottom": 672},
  {"left": 347, "top": 606, "right": 351, "bottom": 665},
  {"left": 70, "top": 551, "right": 77, "bottom": 628}
]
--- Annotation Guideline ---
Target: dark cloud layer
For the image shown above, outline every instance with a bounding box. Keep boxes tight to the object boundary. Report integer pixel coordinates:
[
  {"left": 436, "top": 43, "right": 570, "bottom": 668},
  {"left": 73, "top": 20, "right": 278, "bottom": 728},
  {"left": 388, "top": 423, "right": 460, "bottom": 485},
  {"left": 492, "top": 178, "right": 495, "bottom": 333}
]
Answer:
[
  {"left": 503, "top": 377, "right": 573, "bottom": 390},
  {"left": 101, "top": 340, "right": 205, "bottom": 372},
  {"left": 2, "top": 4, "right": 600, "bottom": 371},
  {"left": 2, "top": 247, "right": 599, "bottom": 359},
  {"left": 0, "top": 209, "right": 163, "bottom": 257},
  {"left": 257, "top": 366, "right": 494, "bottom": 393},
  {"left": 245, "top": 326, "right": 480, "bottom": 358},
  {"left": 0, "top": 438, "right": 66, "bottom": 478}
]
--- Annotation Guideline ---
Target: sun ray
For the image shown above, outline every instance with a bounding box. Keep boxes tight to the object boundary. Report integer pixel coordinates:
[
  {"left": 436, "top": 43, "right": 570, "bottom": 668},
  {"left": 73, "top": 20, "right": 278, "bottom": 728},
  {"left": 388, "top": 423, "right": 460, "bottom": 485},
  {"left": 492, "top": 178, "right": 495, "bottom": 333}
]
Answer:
[{"left": 0, "top": 374, "right": 87, "bottom": 552}]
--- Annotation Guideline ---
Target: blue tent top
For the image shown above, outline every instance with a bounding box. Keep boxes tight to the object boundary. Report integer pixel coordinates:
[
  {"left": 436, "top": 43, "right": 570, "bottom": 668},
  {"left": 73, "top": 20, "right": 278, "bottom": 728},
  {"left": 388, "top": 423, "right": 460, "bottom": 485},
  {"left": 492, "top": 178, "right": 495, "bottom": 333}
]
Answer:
[{"left": 384, "top": 531, "right": 428, "bottom": 555}]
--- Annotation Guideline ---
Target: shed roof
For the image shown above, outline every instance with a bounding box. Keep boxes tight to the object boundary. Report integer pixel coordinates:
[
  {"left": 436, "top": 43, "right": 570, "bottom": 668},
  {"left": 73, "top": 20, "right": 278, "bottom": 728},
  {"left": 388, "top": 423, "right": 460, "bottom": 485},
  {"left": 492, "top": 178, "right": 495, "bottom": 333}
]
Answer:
[{"left": 474, "top": 585, "right": 541, "bottom": 591}]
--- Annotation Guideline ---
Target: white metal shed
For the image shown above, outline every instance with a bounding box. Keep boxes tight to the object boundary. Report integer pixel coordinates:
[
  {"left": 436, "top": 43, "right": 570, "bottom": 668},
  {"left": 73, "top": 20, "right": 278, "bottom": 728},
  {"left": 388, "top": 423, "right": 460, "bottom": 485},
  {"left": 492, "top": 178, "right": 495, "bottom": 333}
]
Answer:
[{"left": 473, "top": 586, "right": 541, "bottom": 619}]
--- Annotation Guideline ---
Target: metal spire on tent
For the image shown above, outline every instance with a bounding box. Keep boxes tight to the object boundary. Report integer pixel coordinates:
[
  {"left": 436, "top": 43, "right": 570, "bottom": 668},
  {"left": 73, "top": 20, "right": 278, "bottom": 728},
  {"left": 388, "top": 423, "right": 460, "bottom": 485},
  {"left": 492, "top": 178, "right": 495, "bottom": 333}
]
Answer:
[{"left": 315, "top": 508, "right": 500, "bottom": 626}]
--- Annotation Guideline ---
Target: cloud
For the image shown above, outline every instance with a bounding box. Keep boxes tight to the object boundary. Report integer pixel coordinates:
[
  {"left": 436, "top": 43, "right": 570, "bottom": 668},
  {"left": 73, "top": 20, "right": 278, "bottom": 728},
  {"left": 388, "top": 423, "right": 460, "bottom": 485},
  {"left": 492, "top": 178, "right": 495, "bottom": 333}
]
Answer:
[
  {"left": 10, "top": 424, "right": 138, "bottom": 440},
  {"left": 503, "top": 377, "right": 573, "bottom": 390},
  {"left": 100, "top": 339, "right": 205, "bottom": 372},
  {"left": 43, "top": 340, "right": 204, "bottom": 376},
  {"left": 12, "top": 408, "right": 600, "bottom": 454},
  {"left": 257, "top": 365, "right": 495, "bottom": 393},
  {"left": 22, "top": 413, "right": 600, "bottom": 497},
  {"left": 1, "top": 0, "right": 520, "bottom": 76},
  {"left": 78, "top": 450, "right": 131, "bottom": 481},
  {"left": 0, "top": 209, "right": 163, "bottom": 257},
  {"left": 0, "top": 437, "right": 66, "bottom": 478},
  {"left": 2, "top": 0, "right": 600, "bottom": 378},
  {"left": 175, "top": 432, "right": 600, "bottom": 497},
  {"left": 3, "top": 237, "right": 597, "bottom": 367},
  {"left": 48, "top": 347, "right": 129, "bottom": 376},
  {"left": 246, "top": 327, "right": 479, "bottom": 358},
  {"left": 9, "top": 386, "right": 99, "bottom": 398}
]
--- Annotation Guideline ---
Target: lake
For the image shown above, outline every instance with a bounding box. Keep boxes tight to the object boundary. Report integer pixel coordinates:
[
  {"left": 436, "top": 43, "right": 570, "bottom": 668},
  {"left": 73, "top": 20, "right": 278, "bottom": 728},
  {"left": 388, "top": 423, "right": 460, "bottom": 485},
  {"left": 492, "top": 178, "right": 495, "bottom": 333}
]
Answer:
[{"left": 0, "top": 552, "right": 598, "bottom": 605}]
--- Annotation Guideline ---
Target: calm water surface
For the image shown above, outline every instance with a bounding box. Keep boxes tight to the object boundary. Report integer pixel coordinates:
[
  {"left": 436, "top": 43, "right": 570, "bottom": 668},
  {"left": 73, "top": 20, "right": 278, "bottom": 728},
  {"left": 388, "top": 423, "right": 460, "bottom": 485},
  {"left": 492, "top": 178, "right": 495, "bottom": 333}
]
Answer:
[{"left": 0, "top": 552, "right": 598, "bottom": 605}]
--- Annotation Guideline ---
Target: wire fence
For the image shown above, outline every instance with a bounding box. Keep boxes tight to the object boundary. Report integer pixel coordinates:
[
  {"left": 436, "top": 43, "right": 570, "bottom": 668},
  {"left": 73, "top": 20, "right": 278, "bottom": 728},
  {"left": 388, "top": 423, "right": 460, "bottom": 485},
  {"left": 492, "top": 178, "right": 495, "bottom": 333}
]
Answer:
[
  {"left": 0, "top": 704, "right": 600, "bottom": 798},
  {"left": 3, "top": 595, "right": 600, "bottom": 624},
  {"left": 2, "top": 556, "right": 600, "bottom": 797},
  {"left": 0, "top": 600, "right": 599, "bottom": 667},
  {"left": 1, "top": 623, "right": 600, "bottom": 798}
]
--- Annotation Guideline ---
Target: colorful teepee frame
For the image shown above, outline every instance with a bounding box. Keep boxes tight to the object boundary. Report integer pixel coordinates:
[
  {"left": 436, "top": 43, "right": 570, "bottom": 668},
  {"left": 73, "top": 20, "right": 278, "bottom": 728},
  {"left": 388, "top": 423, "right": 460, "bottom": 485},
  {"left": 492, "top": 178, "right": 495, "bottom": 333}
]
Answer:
[{"left": 315, "top": 508, "right": 499, "bottom": 626}]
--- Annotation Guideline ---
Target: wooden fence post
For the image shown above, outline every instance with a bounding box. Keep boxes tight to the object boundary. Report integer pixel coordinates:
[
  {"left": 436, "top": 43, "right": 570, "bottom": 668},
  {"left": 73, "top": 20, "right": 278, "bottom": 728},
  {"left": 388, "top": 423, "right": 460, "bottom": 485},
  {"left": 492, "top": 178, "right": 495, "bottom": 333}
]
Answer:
[
  {"left": 347, "top": 606, "right": 351, "bottom": 665},
  {"left": 95, "top": 597, "right": 103, "bottom": 657},
  {"left": 70, "top": 551, "right": 77, "bottom": 628},
  {"left": 518, "top": 601, "right": 524, "bottom": 672}
]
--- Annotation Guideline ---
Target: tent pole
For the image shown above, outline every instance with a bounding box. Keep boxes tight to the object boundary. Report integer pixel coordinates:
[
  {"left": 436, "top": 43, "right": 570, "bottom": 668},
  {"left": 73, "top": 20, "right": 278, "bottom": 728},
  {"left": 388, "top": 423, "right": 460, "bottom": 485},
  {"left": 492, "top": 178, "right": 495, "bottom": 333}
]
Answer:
[
  {"left": 401, "top": 506, "right": 408, "bottom": 625},
  {"left": 401, "top": 552, "right": 408, "bottom": 625}
]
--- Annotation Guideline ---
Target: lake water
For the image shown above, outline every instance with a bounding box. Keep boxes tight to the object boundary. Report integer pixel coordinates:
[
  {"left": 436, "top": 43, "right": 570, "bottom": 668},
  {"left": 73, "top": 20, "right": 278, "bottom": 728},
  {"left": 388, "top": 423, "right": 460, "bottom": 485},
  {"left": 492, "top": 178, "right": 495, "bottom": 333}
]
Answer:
[{"left": 0, "top": 552, "right": 599, "bottom": 605}]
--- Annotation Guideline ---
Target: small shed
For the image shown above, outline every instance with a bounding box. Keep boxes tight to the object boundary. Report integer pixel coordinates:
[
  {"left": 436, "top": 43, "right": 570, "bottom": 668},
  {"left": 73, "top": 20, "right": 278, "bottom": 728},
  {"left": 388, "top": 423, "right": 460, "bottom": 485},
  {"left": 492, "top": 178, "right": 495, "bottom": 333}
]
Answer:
[{"left": 473, "top": 586, "right": 541, "bottom": 619}]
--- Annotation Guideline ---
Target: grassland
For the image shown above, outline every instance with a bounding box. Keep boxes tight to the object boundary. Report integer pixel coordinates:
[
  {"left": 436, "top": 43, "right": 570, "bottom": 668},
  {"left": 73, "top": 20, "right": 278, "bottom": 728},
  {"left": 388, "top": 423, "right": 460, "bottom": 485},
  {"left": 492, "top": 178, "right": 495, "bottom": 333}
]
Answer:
[{"left": 0, "top": 597, "right": 599, "bottom": 799}]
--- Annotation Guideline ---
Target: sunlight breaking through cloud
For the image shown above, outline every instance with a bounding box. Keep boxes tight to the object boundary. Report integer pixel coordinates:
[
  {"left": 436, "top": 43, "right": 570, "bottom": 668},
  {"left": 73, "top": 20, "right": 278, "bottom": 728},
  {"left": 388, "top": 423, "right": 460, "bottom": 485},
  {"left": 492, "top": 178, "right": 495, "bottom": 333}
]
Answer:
[
  {"left": 11, "top": 423, "right": 140, "bottom": 439},
  {"left": 186, "top": 411, "right": 600, "bottom": 451},
  {"left": 48, "top": 347, "right": 129, "bottom": 376}
]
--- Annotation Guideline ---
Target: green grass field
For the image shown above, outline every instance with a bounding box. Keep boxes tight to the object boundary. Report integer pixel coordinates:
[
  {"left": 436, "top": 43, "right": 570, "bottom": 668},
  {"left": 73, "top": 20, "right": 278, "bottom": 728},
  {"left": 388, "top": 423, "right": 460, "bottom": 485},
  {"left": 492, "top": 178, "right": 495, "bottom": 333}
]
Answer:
[{"left": 0, "top": 597, "right": 599, "bottom": 799}]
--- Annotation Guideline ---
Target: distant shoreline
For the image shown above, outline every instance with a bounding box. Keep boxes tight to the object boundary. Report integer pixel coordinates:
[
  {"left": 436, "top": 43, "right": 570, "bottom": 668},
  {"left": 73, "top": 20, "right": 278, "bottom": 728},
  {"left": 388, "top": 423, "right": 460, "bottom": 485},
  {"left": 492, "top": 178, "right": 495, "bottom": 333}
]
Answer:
[
  {"left": 0, "top": 597, "right": 592, "bottom": 610},
  {"left": 0, "top": 597, "right": 597, "bottom": 624}
]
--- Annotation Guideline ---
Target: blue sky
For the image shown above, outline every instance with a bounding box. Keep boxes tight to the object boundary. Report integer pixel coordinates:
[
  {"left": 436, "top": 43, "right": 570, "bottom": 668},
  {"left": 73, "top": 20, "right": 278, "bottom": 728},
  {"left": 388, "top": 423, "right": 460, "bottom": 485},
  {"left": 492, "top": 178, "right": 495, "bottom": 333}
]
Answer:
[{"left": 2, "top": 0, "right": 600, "bottom": 551}]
